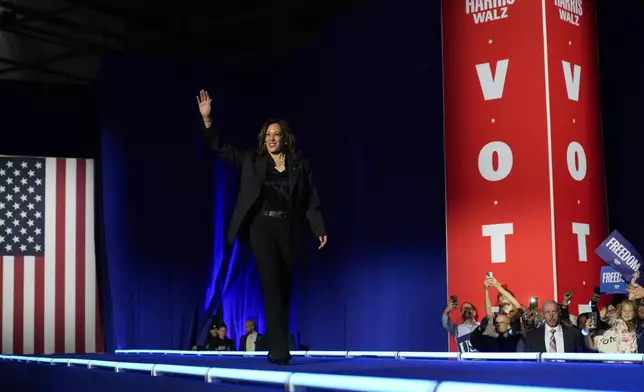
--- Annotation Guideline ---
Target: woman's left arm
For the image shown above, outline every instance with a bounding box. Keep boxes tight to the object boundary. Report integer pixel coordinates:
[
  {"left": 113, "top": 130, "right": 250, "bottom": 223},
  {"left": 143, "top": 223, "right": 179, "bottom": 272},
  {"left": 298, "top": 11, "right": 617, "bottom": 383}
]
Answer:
[{"left": 303, "top": 160, "right": 327, "bottom": 248}]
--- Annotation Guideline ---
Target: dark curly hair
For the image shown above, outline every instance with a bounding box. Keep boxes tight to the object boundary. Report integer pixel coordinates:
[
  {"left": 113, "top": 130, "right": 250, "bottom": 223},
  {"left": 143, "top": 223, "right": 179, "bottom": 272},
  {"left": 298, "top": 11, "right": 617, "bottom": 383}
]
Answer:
[{"left": 257, "top": 118, "right": 297, "bottom": 156}]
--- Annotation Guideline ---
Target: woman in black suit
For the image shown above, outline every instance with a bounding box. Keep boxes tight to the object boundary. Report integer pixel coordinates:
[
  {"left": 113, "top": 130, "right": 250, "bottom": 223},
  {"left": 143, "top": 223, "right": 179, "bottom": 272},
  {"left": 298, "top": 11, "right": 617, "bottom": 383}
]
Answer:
[{"left": 196, "top": 90, "right": 328, "bottom": 365}]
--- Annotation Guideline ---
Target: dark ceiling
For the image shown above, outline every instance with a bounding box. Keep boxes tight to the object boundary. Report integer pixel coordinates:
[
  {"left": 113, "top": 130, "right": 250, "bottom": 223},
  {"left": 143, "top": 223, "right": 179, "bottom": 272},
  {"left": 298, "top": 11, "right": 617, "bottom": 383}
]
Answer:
[
  {"left": 70, "top": 0, "right": 364, "bottom": 53},
  {"left": 0, "top": 0, "right": 366, "bottom": 83}
]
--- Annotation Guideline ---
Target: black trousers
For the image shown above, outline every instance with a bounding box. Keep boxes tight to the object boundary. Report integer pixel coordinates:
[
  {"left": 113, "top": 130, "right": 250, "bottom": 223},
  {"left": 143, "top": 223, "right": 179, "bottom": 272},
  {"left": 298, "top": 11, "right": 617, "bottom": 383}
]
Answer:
[{"left": 249, "top": 213, "right": 295, "bottom": 360}]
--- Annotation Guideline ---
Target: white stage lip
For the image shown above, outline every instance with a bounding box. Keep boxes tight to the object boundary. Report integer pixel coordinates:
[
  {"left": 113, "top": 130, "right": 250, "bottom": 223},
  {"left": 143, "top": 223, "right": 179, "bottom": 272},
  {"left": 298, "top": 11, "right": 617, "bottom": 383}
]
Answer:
[
  {"left": 113, "top": 349, "right": 644, "bottom": 364},
  {"left": 540, "top": 353, "right": 644, "bottom": 363},
  {"left": 460, "top": 352, "right": 541, "bottom": 361},
  {"left": 0, "top": 354, "right": 631, "bottom": 392}
]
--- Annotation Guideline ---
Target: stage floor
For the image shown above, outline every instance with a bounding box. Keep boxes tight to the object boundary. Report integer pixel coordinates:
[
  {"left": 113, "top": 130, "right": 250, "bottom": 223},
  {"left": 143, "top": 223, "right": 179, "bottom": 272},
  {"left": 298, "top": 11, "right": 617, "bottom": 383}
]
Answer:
[{"left": 17, "top": 352, "right": 643, "bottom": 392}]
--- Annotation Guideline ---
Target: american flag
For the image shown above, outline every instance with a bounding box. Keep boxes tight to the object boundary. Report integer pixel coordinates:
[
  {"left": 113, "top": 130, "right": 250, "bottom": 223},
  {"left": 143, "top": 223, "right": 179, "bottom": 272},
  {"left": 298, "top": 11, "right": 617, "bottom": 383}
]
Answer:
[{"left": 0, "top": 156, "right": 103, "bottom": 354}]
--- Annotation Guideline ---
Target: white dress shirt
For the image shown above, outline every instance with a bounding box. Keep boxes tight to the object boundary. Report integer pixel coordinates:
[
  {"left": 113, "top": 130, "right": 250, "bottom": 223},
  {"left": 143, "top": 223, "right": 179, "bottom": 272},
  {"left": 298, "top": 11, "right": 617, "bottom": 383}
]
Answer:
[{"left": 544, "top": 324, "right": 565, "bottom": 353}]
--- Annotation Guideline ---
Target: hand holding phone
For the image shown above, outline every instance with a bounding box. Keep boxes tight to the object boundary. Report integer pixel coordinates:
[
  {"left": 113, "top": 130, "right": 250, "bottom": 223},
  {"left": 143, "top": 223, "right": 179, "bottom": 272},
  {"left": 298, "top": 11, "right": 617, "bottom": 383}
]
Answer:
[
  {"left": 587, "top": 313, "right": 597, "bottom": 330},
  {"left": 529, "top": 296, "right": 539, "bottom": 310},
  {"left": 591, "top": 286, "right": 601, "bottom": 303}
]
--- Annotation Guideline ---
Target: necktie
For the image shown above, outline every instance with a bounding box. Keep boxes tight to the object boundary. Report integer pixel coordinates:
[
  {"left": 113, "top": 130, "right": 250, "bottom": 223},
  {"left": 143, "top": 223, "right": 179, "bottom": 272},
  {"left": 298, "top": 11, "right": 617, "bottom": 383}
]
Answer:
[
  {"left": 246, "top": 334, "right": 253, "bottom": 351},
  {"left": 548, "top": 329, "right": 557, "bottom": 353}
]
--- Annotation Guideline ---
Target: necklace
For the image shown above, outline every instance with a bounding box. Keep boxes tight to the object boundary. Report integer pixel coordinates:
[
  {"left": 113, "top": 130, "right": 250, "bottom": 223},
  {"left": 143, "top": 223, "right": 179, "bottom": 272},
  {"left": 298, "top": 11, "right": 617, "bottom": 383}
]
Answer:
[{"left": 273, "top": 154, "right": 286, "bottom": 170}]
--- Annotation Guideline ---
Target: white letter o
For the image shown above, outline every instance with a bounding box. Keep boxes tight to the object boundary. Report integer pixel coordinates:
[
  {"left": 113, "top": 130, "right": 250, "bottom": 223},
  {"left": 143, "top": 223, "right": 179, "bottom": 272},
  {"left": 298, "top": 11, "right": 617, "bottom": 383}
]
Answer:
[
  {"left": 478, "top": 141, "right": 513, "bottom": 182},
  {"left": 567, "top": 141, "right": 587, "bottom": 181}
]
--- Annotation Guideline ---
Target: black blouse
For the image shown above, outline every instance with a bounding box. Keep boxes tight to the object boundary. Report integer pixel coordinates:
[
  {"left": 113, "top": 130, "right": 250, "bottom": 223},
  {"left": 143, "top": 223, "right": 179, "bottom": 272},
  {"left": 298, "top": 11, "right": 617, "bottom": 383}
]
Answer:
[{"left": 262, "top": 158, "right": 290, "bottom": 211}]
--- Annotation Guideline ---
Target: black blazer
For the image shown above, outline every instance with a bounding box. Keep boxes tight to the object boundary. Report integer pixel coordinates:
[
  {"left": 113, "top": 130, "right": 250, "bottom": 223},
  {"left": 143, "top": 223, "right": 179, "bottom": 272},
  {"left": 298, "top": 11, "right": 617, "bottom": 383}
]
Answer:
[
  {"left": 204, "top": 126, "right": 326, "bottom": 244},
  {"left": 523, "top": 325, "right": 585, "bottom": 353},
  {"left": 469, "top": 327, "right": 521, "bottom": 352},
  {"left": 204, "top": 336, "right": 235, "bottom": 351},
  {"left": 238, "top": 333, "right": 266, "bottom": 351}
]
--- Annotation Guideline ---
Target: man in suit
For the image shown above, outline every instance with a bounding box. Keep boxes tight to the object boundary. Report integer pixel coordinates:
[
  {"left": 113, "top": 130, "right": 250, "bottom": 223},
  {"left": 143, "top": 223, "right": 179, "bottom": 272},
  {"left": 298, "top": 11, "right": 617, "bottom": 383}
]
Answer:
[
  {"left": 523, "top": 300, "right": 585, "bottom": 353},
  {"left": 197, "top": 90, "right": 327, "bottom": 365},
  {"left": 239, "top": 319, "right": 266, "bottom": 351}
]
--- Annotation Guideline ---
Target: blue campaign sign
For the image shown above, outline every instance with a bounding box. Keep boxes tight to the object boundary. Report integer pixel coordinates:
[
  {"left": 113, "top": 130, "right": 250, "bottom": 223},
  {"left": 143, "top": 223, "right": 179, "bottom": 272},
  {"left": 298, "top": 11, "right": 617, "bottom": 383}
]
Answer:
[
  {"left": 599, "top": 266, "right": 628, "bottom": 294},
  {"left": 595, "top": 230, "right": 642, "bottom": 282}
]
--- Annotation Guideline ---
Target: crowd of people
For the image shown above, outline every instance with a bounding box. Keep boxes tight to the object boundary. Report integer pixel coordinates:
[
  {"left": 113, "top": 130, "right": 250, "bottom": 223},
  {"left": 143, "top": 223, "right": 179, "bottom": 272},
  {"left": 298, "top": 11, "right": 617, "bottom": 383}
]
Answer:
[
  {"left": 192, "top": 320, "right": 268, "bottom": 352},
  {"left": 443, "top": 273, "right": 644, "bottom": 353}
]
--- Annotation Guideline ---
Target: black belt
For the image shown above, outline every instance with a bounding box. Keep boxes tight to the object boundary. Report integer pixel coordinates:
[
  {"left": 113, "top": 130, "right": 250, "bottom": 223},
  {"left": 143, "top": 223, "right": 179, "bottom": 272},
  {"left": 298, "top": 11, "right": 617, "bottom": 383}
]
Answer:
[{"left": 262, "top": 210, "right": 289, "bottom": 219}]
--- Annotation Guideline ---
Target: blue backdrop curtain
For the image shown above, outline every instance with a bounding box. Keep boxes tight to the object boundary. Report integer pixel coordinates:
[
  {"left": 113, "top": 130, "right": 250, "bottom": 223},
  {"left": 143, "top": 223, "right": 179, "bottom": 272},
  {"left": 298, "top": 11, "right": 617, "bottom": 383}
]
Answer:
[
  {"left": 268, "top": 0, "right": 447, "bottom": 351},
  {"left": 97, "top": 54, "right": 218, "bottom": 350},
  {"left": 200, "top": 0, "right": 447, "bottom": 351},
  {"left": 97, "top": 54, "right": 271, "bottom": 351},
  {"left": 197, "top": 162, "right": 265, "bottom": 348},
  {"left": 95, "top": 0, "right": 449, "bottom": 352},
  {"left": 220, "top": 244, "right": 266, "bottom": 347},
  {"left": 193, "top": 63, "right": 275, "bottom": 348}
]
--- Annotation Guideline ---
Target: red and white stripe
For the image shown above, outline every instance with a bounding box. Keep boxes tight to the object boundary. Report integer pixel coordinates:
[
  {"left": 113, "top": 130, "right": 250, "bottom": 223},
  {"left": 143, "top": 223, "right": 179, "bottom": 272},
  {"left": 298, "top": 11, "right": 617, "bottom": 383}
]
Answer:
[{"left": 0, "top": 157, "right": 103, "bottom": 354}]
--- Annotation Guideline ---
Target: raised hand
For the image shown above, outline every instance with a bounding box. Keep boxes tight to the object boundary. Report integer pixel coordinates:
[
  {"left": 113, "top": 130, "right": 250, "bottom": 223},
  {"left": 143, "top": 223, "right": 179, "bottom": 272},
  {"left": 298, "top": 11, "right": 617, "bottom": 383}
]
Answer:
[
  {"left": 318, "top": 235, "right": 328, "bottom": 250},
  {"left": 628, "top": 285, "right": 644, "bottom": 300},
  {"left": 599, "top": 306, "right": 607, "bottom": 320},
  {"left": 444, "top": 299, "right": 456, "bottom": 314},
  {"left": 196, "top": 89, "right": 212, "bottom": 119},
  {"left": 563, "top": 290, "right": 574, "bottom": 305},
  {"left": 630, "top": 270, "right": 640, "bottom": 286}
]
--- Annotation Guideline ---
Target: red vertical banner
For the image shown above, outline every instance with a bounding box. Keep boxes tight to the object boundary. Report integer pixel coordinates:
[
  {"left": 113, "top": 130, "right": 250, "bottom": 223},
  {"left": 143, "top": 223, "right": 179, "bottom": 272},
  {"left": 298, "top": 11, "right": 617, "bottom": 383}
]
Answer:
[
  {"left": 546, "top": 1, "right": 607, "bottom": 309},
  {"left": 442, "top": 0, "right": 606, "bottom": 352}
]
